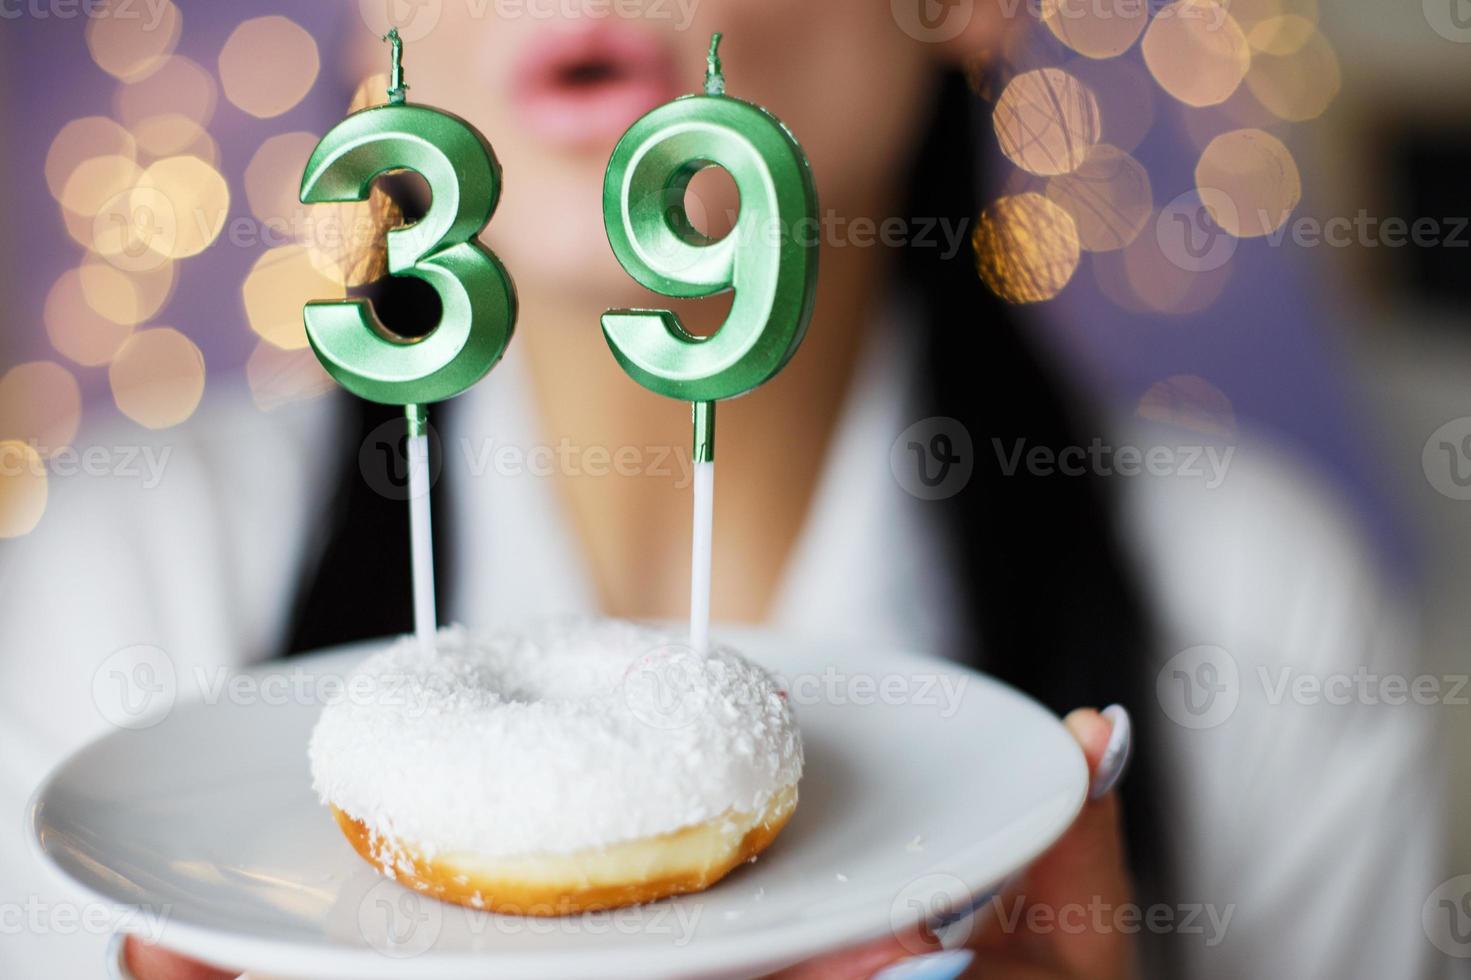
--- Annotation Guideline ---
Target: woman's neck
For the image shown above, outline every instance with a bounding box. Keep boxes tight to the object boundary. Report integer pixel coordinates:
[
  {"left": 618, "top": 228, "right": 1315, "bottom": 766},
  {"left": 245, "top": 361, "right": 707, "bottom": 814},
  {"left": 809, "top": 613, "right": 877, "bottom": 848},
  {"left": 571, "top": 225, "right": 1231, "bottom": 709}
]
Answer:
[{"left": 518, "top": 239, "right": 891, "bottom": 623}]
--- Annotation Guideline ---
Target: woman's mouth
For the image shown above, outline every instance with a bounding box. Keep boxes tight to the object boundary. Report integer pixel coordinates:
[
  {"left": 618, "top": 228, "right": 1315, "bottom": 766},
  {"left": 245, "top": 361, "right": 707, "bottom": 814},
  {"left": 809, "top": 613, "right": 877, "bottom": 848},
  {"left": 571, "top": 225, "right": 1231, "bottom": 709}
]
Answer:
[{"left": 510, "top": 25, "right": 680, "bottom": 150}]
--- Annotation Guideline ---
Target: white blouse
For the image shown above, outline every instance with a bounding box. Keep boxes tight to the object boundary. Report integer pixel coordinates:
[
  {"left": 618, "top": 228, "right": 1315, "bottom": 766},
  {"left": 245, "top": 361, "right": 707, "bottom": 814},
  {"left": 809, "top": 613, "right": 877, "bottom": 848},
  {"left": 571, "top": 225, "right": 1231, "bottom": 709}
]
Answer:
[{"left": 0, "top": 327, "right": 1446, "bottom": 978}]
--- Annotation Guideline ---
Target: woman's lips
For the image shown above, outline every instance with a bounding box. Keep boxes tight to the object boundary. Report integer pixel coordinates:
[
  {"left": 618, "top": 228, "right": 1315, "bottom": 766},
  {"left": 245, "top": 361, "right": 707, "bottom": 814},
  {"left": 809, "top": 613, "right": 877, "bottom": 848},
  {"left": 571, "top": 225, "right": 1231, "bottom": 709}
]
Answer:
[{"left": 510, "top": 26, "right": 679, "bottom": 149}]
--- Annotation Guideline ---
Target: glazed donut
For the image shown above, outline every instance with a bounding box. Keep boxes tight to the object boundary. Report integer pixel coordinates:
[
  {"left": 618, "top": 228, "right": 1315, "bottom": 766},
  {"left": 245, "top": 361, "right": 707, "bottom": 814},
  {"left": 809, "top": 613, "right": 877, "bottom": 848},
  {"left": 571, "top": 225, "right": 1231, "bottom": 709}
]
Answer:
[{"left": 308, "top": 618, "right": 802, "bottom": 914}]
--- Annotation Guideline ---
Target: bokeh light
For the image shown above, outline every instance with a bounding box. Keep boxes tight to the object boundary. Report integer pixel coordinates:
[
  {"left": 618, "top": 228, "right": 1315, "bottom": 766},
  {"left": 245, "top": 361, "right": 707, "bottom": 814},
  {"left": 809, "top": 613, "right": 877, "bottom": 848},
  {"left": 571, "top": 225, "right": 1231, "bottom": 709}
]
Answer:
[
  {"left": 0, "top": 361, "right": 82, "bottom": 456},
  {"left": 1065, "top": 57, "right": 1157, "bottom": 154},
  {"left": 85, "top": 0, "right": 182, "bottom": 82},
  {"left": 132, "top": 113, "right": 220, "bottom": 165},
  {"left": 1245, "top": 31, "right": 1341, "bottom": 122},
  {"left": 114, "top": 55, "right": 217, "bottom": 128},
  {"left": 1229, "top": 0, "right": 1320, "bottom": 54},
  {"left": 109, "top": 328, "right": 206, "bottom": 429},
  {"left": 1142, "top": 0, "right": 1251, "bottom": 108},
  {"left": 1177, "top": 84, "right": 1283, "bottom": 151},
  {"left": 131, "top": 156, "right": 230, "bottom": 259},
  {"left": 1114, "top": 221, "right": 1234, "bottom": 314},
  {"left": 59, "top": 155, "right": 142, "bottom": 220},
  {"left": 1218, "top": 78, "right": 1287, "bottom": 130},
  {"left": 244, "top": 246, "right": 345, "bottom": 350},
  {"left": 79, "top": 253, "right": 176, "bottom": 327},
  {"left": 246, "top": 341, "right": 335, "bottom": 413},
  {"left": 1091, "top": 246, "right": 1150, "bottom": 314},
  {"left": 1248, "top": 14, "right": 1317, "bottom": 55},
  {"left": 1043, "top": 0, "right": 1149, "bottom": 59},
  {"left": 46, "top": 117, "right": 136, "bottom": 202},
  {"left": 0, "top": 442, "right": 48, "bottom": 539},
  {"left": 91, "top": 182, "right": 179, "bottom": 273},
  {"left": 1136, "top": 374, "right": 1239, "bottom": 439},
  {"left": 45, "top": 270, "right": 136, "bottom": 367},
  {"left": 218, "top": 16, "right": 321, "bottom": 119},
  {"left": 994, "top": 68, "right": 1102, "bottom": 177},
  {"left": 244, "top": 132, "right": 319, "bottom": 236},
  {"left": 78, "top": 260, "right": 153, "bottom": 327},
  {"left": 1045, "top": 144, "right": 1154, "bottom": 252},
  {"left": 974, "top": 193, "right": 1082, "bottom": 304},
  {"left": 1195, "top": 128, "right": 1302, "bottom": 238}
]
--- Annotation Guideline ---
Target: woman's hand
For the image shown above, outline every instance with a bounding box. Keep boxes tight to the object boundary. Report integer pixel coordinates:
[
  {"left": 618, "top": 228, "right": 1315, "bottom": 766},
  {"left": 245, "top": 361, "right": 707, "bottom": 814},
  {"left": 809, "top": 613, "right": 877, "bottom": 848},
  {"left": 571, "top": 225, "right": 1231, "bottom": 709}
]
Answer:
[
  {"left": 771, "top": 706, "right": 1137, "bottom": 980},
  {"left": 124, "top": 707, "right": 1134, "bottom": 980},
  {"left": 121, "top": 935, "right": 235, "bottom": 980}
]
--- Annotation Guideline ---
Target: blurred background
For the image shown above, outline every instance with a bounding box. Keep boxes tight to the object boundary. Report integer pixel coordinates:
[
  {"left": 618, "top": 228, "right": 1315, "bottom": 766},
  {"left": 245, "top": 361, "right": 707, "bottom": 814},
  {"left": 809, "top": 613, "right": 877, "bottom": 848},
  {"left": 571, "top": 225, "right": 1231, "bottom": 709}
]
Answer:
[{"left": 0, "top": 0, "right": 1466, "bottom": 897}]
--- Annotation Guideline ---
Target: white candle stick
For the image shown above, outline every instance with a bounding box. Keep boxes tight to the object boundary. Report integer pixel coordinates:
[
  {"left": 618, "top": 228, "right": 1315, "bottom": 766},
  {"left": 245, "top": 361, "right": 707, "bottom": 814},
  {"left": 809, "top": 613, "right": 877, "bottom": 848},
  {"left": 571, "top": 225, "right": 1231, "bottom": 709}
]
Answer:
[
  {"left": 690, "top": 458, "right": 715, "bottom": 654},
  {"left": 407, "top": 428, "right": 437, "bottom": 656}
]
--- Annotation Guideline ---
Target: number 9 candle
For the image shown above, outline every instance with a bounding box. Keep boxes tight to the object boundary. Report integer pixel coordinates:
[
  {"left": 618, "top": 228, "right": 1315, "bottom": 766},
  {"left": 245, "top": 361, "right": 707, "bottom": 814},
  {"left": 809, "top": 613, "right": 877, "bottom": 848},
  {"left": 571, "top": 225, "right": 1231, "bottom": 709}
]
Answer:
[
  {"left": 601, "top": 34, "right": 819, "bottom": 652},
  {"left": 300, "top": 31, "right": 517, "bottom": 653}
]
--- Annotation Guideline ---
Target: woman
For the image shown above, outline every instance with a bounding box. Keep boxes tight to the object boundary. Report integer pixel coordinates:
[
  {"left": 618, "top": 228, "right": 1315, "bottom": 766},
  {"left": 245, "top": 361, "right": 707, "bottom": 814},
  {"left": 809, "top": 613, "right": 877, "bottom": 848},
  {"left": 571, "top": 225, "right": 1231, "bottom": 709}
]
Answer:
[{"left": 0, "top": 2, "right": 1441, "bottom": 978}]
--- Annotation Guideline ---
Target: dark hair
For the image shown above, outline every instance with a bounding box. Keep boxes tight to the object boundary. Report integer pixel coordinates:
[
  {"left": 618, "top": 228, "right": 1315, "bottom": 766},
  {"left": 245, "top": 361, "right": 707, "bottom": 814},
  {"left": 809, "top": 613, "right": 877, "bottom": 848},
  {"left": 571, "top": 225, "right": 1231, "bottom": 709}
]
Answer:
[
  {"left": 907, "top": 71, "right": 1166, "bottom": 899},
  {"left": 284, "top": 65, "right": 1166, "bottom": 918}
]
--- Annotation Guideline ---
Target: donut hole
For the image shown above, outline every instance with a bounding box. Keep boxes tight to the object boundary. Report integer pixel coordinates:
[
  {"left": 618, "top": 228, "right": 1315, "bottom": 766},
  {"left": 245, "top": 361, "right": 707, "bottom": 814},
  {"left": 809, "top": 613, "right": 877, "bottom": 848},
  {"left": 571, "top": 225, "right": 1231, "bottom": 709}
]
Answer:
[{"left": 475, "top": 637, "right": 644, "bottom": 706}]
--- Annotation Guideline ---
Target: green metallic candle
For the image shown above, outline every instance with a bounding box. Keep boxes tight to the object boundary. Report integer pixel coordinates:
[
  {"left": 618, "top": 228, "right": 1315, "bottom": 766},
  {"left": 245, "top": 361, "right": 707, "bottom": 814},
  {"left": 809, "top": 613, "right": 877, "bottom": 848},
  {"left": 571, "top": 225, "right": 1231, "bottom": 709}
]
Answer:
[
  {"left": 601, "top": 33, "right": 819, "bottom": 462},
  {"left": 297, "top": 31, "right": 515, "bottom": 654},
  {"left": 300, "top": 29, "right": 516, "bottom": 426}
]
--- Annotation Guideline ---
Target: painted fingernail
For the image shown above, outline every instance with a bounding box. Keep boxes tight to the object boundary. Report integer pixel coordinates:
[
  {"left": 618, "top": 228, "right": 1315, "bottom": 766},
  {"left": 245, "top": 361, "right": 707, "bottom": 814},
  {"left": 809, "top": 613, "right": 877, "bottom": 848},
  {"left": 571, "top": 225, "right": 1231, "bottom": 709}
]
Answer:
[
  {"left": 1090, "top": 703, "right": 1133, "bottom": 800},
  {"left": 872, "top": 948, "right": 975, "bottom": 980}
]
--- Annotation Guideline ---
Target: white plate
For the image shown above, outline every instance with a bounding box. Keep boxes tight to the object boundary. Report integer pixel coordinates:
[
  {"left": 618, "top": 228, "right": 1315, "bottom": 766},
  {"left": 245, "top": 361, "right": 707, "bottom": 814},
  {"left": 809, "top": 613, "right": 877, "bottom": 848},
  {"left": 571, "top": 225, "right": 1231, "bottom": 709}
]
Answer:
[{"left": 31, "top": 630, "right": 1086, "bottom": 980}]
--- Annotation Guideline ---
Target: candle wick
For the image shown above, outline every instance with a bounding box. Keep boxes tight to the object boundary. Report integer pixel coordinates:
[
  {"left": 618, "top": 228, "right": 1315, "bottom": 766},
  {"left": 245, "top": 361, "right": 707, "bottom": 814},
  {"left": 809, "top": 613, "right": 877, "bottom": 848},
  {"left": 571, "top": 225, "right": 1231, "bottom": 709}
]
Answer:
[
  {"left": 704, "top": 32, "right": 725, "bottom": 96},
  {"left": 385, "top": 28, "right": 409, "bottom": 105}
]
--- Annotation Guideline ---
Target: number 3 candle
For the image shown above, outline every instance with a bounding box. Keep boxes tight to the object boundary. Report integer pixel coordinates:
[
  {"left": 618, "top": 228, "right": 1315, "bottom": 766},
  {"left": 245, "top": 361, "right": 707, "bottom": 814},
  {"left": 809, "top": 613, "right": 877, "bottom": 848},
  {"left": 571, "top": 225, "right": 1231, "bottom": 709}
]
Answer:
[
  {"left": 300, "top": 31, "right": 517, "bottom": 653},
  {"left": 601, "top": 34, "right": 820, "bottom": 652}
]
